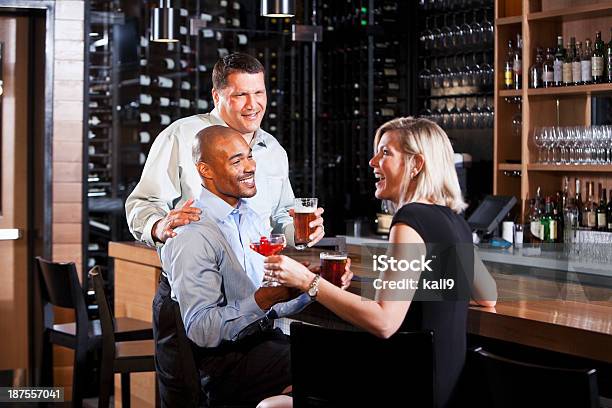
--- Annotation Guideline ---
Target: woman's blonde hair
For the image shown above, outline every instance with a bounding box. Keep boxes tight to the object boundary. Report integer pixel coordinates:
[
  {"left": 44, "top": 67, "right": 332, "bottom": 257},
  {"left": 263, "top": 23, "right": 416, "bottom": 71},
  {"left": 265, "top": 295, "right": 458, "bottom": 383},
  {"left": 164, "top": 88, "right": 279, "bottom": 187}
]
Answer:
[{"left": 374, "top": 117, "right": 467, "bottom": 214}]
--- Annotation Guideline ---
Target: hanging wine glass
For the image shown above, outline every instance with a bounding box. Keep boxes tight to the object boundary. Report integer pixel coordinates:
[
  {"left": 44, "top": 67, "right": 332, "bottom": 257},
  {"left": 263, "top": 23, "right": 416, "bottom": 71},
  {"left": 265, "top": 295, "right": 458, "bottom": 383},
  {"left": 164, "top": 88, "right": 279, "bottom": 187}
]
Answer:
[
  {"left": 481, "top": 8, "right": 494, "bottom": 45},
  {"left": 469, "top": 10, "right": 482, "bottom": 47},
  {"left": 418, "top": 58, "right": 431, "bottom": 90},
  {"left": 459, "top": 11, "right": 472, "bottom": 48}
]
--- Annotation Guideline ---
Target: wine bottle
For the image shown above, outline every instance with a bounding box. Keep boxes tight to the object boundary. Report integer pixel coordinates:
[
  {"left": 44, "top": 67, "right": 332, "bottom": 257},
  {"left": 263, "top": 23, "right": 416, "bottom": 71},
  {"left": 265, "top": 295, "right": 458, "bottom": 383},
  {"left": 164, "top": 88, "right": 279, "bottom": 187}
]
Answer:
[
  {"left": 592, "top": 31, "right": 605, "bottom": 83},
  {"left": 542, "top": 48, "right": 555, "bottom": 87},
  {"left": 563, "top": 40, "right": 574, "bottom": 86},
  {"left": 597, "top": 186, "right": 607, "bottom": 230},
  {"left": 606, "top": 185, "right": 612, "bottom": 231},
  {"left": 572, "top": 40, "right": 582, "bottom": 86},
  {"left": 529, "top": 47, "right": 544, "bottom": 88},
  {"left": 504, "top": 40, "right": 515, "bottom": 89},
  {"left": 553, "top": 35, "right": 565, "bottom": 86},
  {"left": 606, "top": 28, "right": 612, "bottom": 83},
  {"left": 581, "top": 39, "right": 593, "bottom": 85},
  {"left": 513, "top": 34, "right": 522, "bottom": 89}
]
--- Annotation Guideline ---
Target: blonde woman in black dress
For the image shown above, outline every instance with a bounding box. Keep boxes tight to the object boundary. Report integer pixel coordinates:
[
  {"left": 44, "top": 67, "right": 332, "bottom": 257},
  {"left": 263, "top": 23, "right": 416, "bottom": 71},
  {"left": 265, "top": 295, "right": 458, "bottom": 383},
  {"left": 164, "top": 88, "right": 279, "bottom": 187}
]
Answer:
[{"left": 260, "top": 117, "right": 497, "bottom": 408}]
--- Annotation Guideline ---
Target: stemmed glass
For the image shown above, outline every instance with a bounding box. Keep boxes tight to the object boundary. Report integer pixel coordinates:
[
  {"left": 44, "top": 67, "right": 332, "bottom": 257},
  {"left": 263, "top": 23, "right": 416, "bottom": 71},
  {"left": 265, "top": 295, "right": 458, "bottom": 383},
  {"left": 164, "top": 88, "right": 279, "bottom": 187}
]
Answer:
[
  {"left": 459, "top": 12, "right": 472, "bottom": 48},
  {"left": 533, "top": 127, "right": 544, "bottom": 163},
  {"left": 481, "top": 9, "right": 494, "bottom": 45},
  {"left": 251, "top": 234, "right": 287, "bottom": 287},
  {"left": 450, "top": 13, "right": 463, "bottom": 50},
  {"left": 420, "top": 17, "right": 433, "bottom": 51},
  {"left": 469, "top": 9, "right": 482, "bottom": 46},
  {"left": 481, "top": 52, "right": 494, "bottom": 88}
]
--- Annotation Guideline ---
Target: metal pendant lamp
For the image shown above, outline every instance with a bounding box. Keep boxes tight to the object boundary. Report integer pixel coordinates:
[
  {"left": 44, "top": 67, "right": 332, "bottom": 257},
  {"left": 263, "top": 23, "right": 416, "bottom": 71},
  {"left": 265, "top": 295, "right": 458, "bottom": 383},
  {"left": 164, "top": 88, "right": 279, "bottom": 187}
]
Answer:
[
  {"left": 261, "top": 0, "right": 296, "bottom": 18},
  {"left": 150, "top": 0, "right": 179, "bottom": 42}
]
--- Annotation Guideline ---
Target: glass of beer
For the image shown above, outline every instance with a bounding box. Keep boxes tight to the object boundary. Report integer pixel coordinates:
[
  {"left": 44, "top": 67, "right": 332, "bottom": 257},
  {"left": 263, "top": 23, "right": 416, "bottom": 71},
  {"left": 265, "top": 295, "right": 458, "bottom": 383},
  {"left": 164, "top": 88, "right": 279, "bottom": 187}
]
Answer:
[
  {"left": 320, "top": 252, "right": 348, "bottom": 287},
  {"left": 294, "top": 198, "right": 318, "bottom": 250}
]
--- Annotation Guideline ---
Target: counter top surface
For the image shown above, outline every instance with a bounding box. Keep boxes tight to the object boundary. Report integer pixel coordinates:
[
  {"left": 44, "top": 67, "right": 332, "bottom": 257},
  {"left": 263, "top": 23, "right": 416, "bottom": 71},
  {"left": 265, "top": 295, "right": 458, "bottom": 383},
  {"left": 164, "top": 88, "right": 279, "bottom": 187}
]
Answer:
[{"left": 109, "top": 240, "right": 612, "bottom": 361}]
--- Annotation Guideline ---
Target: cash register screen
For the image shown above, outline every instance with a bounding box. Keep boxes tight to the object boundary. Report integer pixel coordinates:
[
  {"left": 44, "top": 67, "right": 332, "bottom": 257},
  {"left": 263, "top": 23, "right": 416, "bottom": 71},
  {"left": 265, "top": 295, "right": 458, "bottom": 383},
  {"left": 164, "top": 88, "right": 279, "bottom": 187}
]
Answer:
[{"left": 467, "top": 195, "right": 517, "bottom": 234}]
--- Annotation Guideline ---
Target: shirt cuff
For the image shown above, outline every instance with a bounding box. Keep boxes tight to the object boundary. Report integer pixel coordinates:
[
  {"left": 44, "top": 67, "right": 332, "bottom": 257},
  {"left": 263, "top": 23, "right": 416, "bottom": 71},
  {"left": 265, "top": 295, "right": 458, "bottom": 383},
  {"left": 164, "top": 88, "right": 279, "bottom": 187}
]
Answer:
[
  {"left": 143, "top": 214, "right": 165, "bottom": 247},
  {"left": 283, "top": 223, "right": 295, "bottom": 247}
]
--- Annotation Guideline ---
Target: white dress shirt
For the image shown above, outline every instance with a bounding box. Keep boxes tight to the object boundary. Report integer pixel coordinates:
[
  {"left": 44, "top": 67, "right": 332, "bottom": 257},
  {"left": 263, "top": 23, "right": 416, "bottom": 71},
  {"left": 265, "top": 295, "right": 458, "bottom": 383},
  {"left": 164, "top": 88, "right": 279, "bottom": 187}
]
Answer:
[{"left": 125, "top": 108, "right": 295, "bottom": 246}]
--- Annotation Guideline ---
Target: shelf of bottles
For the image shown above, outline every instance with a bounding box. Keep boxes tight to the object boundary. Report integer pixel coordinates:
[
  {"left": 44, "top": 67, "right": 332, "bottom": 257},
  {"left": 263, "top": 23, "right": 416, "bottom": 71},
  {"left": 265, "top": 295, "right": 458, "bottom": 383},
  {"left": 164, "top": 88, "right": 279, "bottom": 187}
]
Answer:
[
  {"left": 503, "top": 30, "right": 612, "bottom": 93},
  {"left": 316, "top": 0, "right": 409, "bottom": 233},
  {"left": 416, "top": 1, "right": 495, "bottom": 130},
  {"left": 523, "top": 177, "right": 612, "bottom": 264}
]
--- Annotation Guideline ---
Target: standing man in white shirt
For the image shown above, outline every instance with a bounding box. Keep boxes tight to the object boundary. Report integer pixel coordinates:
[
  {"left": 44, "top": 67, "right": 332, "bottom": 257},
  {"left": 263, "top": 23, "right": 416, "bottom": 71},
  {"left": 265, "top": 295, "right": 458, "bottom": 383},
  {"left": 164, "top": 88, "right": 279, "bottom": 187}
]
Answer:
[
  {"left": 125, "top": 52, "right": 324, "bottom": 246},
  {"left": 126, "top": 53, "right": 325, "bottom": 406}
]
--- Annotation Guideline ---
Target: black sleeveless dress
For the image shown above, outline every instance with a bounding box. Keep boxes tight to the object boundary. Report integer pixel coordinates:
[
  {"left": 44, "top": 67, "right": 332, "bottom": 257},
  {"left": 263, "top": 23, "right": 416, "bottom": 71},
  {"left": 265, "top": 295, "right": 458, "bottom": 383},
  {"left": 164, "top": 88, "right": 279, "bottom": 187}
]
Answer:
[{"left": 390, "top": 203, "right": 474, "bottom": 408}]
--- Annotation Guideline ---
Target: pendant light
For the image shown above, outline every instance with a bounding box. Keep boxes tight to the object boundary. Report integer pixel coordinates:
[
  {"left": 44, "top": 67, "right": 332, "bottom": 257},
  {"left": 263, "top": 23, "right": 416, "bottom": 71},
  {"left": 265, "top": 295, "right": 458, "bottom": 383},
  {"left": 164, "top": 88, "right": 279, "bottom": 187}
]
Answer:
[
  {"left": 150, "top": 0, "right": 179, "bottom": 42},
  {"left": 261, "top": 0, "right": 296, "bottom": 18}
]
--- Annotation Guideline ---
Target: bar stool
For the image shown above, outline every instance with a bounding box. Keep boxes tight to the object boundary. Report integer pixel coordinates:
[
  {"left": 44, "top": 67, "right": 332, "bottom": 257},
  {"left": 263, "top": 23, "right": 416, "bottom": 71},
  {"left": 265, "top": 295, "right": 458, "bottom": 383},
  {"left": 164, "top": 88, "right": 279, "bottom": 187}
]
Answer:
[
  {"left": 470, "top": 347, "right": 599, "bottom": 408},
  {"left": 89, "top": 267, "right": 156, "bottom": 408},
  {"left": 290, "top": 322, "right": 435, "bottom": 407},
  {"left": 36, "top": 257, "right": 153, "bottom": 406}
]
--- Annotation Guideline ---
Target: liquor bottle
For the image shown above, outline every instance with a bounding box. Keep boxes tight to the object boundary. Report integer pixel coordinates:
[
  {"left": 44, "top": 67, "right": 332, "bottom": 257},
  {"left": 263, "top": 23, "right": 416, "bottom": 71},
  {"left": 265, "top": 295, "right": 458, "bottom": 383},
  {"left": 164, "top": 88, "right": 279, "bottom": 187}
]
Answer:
[
  {"left": 583, "top": 181, "right": 597, "bottom": 228},
  {"left": 563, "top": 40, "right": 574, "bottom": 86},
  {"left": 553, "top": 35, "right": 565, "bottom": 86},
  {"left": 556, "top": 190, "right": 565, "bottom": 242},
  {"left": 575, "top": 178, "right": 583, "bottom": 226},
  {"left": 504, "top": 40, "right": 515, "bottom": 89},
  {"left": 529, "top": 47, "right": 544, "bottom": 88},
  {"left": 607, "top": 186, "right": 612, "bottom": 231},
  {"left": 542, "top": 48, "right": 555, "bottom": 87},
  {"left": 528, "top": 197, "right": 543, "bottom": 244},
  {"left": 581, "top": 39, "right": 593, "bottom": 85},
  {"left": 513, "top": 34, "right": 522, "bottom": 89},
  {"left": 563, "top": 197, "right": 579, "bottom": 243},
  {"left": 607, "top": 28, "right": 612, "bottom": 83},
  {"left": 592, "top": 31, "right": 605, "bottom": 83},
  {"left": 542, "top": 197, "right": 557, "bottom": 243},
  {"left": 597, "top": 186, "right": 607, "bottom": 230},
  {"left": 572, "top": 40, "right": 582, "bottom": 85}
]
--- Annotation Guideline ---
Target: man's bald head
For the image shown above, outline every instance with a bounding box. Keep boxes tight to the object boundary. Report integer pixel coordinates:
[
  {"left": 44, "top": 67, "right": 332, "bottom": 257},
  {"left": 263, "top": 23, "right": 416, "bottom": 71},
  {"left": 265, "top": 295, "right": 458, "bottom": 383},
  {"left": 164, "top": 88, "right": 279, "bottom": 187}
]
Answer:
[
  {"left": 192, "top": 124, "right": 257, "bottom": 206},
  {"left": 193, "top": 125, "right": 244, "bottom": 165}
]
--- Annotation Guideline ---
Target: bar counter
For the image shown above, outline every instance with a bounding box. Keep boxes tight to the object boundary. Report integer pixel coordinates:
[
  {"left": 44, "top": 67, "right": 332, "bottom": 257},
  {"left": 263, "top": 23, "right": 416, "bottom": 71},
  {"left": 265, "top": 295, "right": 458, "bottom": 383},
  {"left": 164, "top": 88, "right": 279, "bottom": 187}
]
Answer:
[
  {"left": 109, "top": 240, "right": 612, "bottom": 404},
  {"left": 109, "top": 241, "right": 612, "bottom": 361}
]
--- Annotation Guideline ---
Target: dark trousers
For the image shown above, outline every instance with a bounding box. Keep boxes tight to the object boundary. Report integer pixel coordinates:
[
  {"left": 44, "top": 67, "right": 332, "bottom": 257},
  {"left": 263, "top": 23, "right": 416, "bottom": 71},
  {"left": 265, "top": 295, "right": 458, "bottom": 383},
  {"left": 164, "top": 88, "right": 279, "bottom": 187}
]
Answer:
[{"left": 153, "top": 275, "right": 292, "bottom": 407}]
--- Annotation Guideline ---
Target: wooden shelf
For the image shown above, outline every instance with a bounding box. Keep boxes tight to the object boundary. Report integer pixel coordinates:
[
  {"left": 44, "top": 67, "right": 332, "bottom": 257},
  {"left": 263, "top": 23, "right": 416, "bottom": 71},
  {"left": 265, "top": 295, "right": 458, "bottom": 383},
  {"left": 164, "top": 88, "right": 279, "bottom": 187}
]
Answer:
[
  {"left": 527, "top": 164, "right": 612, "bottom": 172},
  {"left": 499, "top": 89, "right": 522, "bottom": 97},
  {"left": 495, "top": 16, "right": 522, "bottom": 25},
  {"left": 527, "top": 83, "right": 612, "bottom": 97},
  {"left": 498, "top": 163, "right": 522, "bottom": 171},
  {"left": 527, "top": 2, "right": 612, "bottom": 22}
]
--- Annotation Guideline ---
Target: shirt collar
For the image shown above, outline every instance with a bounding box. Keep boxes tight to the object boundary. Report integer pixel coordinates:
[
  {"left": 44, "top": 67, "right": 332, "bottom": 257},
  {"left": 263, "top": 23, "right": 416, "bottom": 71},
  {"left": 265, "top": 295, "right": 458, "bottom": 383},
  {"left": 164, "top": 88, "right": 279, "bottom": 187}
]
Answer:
[
  {"left": 197, "top": 186, "right": 251, "bottom": 224},
  {"left": 209, "top": 107, "right": 268, "bottom": 148}
]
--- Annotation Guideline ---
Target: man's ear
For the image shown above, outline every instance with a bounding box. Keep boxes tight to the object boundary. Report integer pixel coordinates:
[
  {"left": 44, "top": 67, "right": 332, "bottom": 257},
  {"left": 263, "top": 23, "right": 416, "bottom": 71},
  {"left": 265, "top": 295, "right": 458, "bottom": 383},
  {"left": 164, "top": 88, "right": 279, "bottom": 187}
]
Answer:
[
  {"left": 197, "top": 161, "right": 214, "bottom": 180},
  {"left": 211, "top": 88, "right": 220, "bottom": 107}
]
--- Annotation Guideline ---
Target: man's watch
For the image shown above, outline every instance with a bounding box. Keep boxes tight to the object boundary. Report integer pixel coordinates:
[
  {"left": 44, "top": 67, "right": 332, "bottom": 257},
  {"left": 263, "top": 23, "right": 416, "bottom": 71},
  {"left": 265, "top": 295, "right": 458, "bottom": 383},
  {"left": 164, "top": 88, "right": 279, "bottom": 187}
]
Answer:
[{"left": 307, "top": 274, "right": 321, "bottom": 299}]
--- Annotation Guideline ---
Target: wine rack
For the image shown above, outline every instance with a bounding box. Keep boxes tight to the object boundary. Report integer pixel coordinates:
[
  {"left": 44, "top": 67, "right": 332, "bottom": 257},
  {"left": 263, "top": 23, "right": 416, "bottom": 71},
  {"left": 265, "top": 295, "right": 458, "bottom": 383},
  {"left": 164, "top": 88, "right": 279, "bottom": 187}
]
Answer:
[
  {"left": 317, "top": 0, "right": 411, "bottom": 234},
  {"left": 416, "top": 0, "right": 495, "bottom": 213}
]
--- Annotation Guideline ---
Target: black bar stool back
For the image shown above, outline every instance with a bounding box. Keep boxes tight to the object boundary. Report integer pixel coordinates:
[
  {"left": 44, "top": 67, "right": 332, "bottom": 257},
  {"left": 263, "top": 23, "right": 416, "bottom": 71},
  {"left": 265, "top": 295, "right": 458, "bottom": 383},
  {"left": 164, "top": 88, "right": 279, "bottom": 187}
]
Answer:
[
  {"left": 290, "top": 322, "right": 435, "bottom": 407},
  {"left": 36, "top": 256, "right": 97, "bottom": 407},
  {"left": 90, "top": 267, "right": 156, "bottom": 408},
  {"left": 470, "top": 347, "right": 599, "bottom": 408}
]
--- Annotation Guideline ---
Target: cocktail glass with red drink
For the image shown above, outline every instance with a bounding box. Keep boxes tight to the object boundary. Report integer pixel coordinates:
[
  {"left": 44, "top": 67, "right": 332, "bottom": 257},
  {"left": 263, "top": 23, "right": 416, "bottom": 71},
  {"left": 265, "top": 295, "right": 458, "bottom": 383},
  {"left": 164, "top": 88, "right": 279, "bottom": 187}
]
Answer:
[{"left": 250, "top": 234, "right": 286, "bottom": 286}]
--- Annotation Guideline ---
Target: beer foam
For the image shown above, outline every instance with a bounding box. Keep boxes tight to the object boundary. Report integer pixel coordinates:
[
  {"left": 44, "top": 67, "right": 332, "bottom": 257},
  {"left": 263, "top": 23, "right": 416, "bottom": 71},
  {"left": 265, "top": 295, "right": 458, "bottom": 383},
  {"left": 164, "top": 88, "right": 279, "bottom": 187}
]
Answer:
[
  {"left": 320, "top": 253, "right": 348, "bottom": 260},
  {"left": 294, "top": 208, "right": 316, "bottom": 214}
]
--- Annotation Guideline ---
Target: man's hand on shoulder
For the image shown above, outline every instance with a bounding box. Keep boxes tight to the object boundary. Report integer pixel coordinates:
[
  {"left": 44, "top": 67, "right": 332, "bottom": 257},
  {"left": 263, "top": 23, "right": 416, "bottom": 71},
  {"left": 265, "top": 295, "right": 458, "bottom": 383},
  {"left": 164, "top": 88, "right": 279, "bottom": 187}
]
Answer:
[
  {"left": 254, "top": 286, "right": 302, "bottom": 311},
  {"left": 152, "top": 198, "right": 202, "bottom": 243}
]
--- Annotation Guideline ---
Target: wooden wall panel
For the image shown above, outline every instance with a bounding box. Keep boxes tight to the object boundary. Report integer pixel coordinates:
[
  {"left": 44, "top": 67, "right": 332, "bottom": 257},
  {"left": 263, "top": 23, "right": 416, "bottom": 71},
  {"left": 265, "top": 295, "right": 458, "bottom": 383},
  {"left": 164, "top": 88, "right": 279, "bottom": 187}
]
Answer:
[{"left": 50, "top": 1, "right": 85, "bottom": 399}]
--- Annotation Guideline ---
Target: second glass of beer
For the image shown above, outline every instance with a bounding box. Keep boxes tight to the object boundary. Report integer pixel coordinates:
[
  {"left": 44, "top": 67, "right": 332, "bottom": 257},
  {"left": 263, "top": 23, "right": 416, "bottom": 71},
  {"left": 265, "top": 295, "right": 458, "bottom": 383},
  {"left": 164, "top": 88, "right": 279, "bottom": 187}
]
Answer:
[
  {"left": 320, "top": 252, "right": 348, "bottom": 287},
  {"left": 294, "top": 198, "right": 317, "bottom": 250}
]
